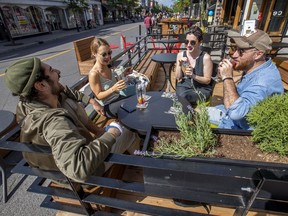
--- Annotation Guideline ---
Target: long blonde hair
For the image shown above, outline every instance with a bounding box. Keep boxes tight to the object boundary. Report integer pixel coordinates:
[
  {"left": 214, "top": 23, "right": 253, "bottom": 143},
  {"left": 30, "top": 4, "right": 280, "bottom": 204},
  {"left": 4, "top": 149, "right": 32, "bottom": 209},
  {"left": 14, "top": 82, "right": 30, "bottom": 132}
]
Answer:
[{"left": 90, "top": 37, "right": 110, "bottom": 57}]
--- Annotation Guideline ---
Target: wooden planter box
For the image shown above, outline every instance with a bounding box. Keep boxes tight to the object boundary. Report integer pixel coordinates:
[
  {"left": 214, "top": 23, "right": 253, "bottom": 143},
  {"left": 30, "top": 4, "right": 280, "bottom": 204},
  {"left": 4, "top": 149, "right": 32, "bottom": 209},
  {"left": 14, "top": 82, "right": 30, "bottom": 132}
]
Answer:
[{"left": 141, "top": 126, "right": 288, "bottom": 215}]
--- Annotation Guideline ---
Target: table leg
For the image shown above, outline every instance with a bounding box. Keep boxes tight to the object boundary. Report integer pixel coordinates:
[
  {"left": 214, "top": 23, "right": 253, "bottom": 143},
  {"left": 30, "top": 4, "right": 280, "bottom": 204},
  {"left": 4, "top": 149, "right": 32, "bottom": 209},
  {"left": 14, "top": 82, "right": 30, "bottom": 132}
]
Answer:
[
  {"left": 0, "top": 158, "right": 7, "bottom": 203},
  {"left": 168, "top": 63, "right": 176, "bottom": 91},
  {"left": 158, "top": 63, "right": 169, "bottom": 91},
  {"left": 161, "top": 43, "right": 169, "bottom": 53},
  {"left": 158, "top": 63, "right": 176, "bottom": 92}
]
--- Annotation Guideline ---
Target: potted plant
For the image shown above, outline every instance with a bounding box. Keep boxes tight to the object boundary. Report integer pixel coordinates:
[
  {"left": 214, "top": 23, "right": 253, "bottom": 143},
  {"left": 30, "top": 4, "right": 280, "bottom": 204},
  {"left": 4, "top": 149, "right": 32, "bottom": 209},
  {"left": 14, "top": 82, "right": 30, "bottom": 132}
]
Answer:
[{"left": 136, "top": 96, "right": 288, "bottom": 214}]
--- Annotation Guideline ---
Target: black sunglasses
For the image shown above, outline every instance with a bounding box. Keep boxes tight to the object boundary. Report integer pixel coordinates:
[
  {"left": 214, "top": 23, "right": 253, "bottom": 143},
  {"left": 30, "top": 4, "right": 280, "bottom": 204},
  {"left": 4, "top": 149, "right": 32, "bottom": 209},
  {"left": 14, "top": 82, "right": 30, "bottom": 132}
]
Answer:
[
  {"left": 184, "top": 40, "right": 197, "bottom": 46},
  {"left": 100, "top": 50, "right": 112, "bottom": 57},
  {"left": 229, "top": 47, "right": 257, "bottom": 56}
]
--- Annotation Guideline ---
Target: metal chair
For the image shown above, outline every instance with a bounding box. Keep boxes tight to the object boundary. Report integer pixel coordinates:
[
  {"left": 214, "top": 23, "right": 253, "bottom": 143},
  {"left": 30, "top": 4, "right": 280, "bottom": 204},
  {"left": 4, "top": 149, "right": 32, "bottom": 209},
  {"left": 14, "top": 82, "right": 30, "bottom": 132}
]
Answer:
[
  {"left": 120, "top": 34, "right": 134, "bottom": 50},
  {"left": 109, "top": 44, "right": 119, "bottom": 49},
  {"left": 150, "top": 36, "right": 163, "bottom": 52}
]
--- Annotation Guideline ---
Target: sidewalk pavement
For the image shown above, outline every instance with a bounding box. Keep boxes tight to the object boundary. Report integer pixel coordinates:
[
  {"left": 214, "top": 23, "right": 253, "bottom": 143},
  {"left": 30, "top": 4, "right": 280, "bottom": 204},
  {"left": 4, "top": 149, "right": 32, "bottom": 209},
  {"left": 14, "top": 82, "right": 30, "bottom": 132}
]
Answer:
[
  {"left": 1, "top": 26, "right": 286, "bottom": 57},
  {"left": 0, "top": 30, "right": 79, "bottom": 55},
  {"left": 0, "top": 20, "right": 138, "bottom": 56}
]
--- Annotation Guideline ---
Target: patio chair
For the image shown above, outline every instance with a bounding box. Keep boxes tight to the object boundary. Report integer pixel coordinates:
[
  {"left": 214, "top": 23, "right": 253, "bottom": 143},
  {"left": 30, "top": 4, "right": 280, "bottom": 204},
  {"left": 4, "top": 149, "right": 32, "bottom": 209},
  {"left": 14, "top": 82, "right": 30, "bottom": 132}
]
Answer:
[
  {"left": 171, "top": 42, "right": 182, "bottom": 53},
  {"left": 120, "top": 34, "right": 134, "bottom": 50},
  {"left": 202, "top": 33, "right": 212, "bottom": 53},
  {"left": 150, "top": 36, "right": 163, "bottom": 52},
  {"left": 171, "top": 34, "right": 185, "bottom": 53},
  {"left": 109, "top": 44, "right": 119, "bottom": 49}
]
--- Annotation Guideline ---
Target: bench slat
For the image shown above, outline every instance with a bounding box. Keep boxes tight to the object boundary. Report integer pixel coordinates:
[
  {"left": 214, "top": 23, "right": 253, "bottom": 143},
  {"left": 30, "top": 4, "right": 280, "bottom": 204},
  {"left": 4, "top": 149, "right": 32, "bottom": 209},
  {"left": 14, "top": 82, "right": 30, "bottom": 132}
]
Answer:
[{"left": 274, "top": 57, "right": 288, "bottom": 90}]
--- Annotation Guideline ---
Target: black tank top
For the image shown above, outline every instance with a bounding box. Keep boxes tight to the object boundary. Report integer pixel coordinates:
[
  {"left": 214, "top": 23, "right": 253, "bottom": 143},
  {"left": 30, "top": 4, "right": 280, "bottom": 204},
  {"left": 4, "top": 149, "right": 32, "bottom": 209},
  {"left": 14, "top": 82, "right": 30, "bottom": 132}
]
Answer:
[{"left": 183, "top": 51, "right": 212, "bottom": 90}]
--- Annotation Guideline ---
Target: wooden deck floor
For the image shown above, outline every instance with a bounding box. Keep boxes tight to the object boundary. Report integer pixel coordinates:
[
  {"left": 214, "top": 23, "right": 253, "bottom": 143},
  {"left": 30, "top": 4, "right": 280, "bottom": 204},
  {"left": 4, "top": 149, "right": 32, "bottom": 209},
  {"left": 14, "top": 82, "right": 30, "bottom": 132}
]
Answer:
[{"left": 56, "top": 65, "right": 283, "bottom": 216}]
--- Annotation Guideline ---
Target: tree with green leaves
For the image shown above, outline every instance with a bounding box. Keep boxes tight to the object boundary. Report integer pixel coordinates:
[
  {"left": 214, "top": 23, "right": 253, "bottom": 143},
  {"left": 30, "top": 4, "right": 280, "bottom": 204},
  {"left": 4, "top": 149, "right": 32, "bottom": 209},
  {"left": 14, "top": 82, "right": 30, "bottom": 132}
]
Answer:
[
  {"left": 151, "top": 4, "right": 161, "bottom": 14},
  {"left": 172, "top": 0, "right": 190, "bottom": 14},
  {"left": 64, "top": 0, "right": 89, "bottom": 32}
]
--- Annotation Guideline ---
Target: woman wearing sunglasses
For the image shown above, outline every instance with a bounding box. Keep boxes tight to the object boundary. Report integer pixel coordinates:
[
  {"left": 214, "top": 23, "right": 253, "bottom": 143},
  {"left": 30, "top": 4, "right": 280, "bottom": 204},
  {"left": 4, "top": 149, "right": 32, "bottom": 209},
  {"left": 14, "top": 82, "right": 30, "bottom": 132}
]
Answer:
[
  {"left": 175, "top": 26, "right": 213, "bottom": 105},
  {"left": 89, "top": 37, "right": 133, "bottom": 118}
]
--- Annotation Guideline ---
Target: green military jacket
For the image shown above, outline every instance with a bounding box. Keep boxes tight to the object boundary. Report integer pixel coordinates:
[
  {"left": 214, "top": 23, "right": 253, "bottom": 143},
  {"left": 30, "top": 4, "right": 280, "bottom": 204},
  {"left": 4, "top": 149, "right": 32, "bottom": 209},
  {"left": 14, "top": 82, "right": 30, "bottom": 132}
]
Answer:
[{"left": 16, "top": 86, "right": 116, "bottom": 182}]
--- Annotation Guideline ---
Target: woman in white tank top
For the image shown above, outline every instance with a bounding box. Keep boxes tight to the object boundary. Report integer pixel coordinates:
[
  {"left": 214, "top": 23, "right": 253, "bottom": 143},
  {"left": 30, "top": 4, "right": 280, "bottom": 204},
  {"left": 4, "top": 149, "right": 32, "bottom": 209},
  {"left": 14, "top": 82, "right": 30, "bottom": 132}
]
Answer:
[{"left": 89, "top": 37, "right": 133, "bottom": 118}]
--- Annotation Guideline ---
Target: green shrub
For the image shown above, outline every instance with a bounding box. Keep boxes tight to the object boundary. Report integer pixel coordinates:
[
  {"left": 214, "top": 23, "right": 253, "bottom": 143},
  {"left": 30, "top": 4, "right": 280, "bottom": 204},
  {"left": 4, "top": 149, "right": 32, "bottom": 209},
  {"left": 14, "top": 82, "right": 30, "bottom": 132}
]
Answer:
[{"left": 246, "top": 93, "right": 288, "bottom": 156}]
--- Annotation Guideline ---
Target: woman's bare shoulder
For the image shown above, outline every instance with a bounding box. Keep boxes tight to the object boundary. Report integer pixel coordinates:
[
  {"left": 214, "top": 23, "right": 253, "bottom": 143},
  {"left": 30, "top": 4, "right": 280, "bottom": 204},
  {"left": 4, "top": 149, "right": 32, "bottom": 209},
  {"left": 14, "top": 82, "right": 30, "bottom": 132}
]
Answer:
[
  {"left": 89, "top": 67, "right": 100, "bottom": 76},
  {"left": 203, "top": 52, "right": 212, "bottom": 61}
]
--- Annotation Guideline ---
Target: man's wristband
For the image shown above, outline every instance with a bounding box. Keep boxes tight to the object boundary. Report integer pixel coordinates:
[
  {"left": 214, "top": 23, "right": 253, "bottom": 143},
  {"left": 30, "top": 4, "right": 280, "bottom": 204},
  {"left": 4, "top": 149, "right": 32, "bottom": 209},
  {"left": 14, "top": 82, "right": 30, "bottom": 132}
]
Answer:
[{"left": 222, "top": 77, "right": 233, "bottom": 82}]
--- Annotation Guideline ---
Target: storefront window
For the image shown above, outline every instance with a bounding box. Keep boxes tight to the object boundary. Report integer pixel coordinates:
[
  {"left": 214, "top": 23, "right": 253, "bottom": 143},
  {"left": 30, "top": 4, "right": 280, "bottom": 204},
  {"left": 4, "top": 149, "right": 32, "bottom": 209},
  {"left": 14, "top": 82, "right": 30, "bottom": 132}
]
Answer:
[
  {"left": 65, "top": 8, "right": 78, "bottom": 29},
  {"left": 27, "top": 6, "right": 48, "bottom": 33},
  {"left": 92, "top": 5, "right": 100, "bottom": 25},
  {"left": 45, "top": 7, "right": 62, "bottom": 30},
  {"left": 1, "top": 5, "right": 48, "bottom": 37},
  {"left": 268, "top": 0, "right": 287, "bottom": 32},
  {"left": 2, "top": 6, "right": 19, "bottom": 36},
  {"left": 249, "top": 0, "right": 262, "bottom": 20}
]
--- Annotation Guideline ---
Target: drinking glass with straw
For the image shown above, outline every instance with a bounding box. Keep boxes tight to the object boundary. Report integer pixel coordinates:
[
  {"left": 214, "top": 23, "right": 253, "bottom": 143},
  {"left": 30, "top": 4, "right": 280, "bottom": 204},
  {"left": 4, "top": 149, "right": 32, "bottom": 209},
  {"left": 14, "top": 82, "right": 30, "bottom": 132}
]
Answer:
[{"left": 136, "top": 82, "right": 146, "bottom": 105}]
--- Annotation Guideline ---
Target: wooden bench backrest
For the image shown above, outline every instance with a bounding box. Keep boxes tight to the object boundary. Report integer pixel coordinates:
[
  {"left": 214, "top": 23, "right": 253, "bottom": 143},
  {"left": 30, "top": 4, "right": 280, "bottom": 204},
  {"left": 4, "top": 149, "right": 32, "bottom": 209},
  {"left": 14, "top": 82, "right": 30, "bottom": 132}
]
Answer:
[
  {"left": 273, "top": 57, "right": 288, "bottom": 90},
  {"left": 73, "top": 36, "right": 95, "bottom": 62}
]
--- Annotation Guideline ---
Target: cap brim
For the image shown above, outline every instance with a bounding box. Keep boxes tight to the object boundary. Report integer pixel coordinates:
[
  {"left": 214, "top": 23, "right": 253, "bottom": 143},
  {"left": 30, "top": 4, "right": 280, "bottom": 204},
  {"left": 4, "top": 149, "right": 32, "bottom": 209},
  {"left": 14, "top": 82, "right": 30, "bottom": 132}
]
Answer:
[{"left": 231, "top": 37, "right": 251, "bottom": 49}]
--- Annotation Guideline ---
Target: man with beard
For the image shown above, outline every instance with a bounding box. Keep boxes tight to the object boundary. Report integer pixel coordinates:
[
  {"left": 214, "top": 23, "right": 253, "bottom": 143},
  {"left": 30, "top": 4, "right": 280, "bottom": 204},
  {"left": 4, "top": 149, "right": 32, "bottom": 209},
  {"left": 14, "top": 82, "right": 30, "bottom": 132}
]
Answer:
[
  {"left": 4, "top": 57, "right": 138, "bottom": 182},
  {"left": 211, "top": 30, "right": 284, "bottom": 130}
]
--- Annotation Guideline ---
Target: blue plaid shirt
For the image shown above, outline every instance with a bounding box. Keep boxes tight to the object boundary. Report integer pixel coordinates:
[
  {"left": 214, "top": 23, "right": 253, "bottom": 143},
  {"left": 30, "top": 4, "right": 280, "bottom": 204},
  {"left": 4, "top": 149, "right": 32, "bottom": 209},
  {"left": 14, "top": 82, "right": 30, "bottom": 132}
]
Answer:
[{"left": 216, "top": 58, "right": 284, "bottom": 130}]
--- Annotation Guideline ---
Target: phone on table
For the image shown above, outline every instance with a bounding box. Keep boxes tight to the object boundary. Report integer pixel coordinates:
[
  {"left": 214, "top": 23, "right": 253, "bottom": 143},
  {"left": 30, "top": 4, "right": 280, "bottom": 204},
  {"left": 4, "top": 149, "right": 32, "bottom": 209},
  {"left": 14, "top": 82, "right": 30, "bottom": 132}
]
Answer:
[{"left": 120, "top": 103, "right": 136, "bottom": 113}]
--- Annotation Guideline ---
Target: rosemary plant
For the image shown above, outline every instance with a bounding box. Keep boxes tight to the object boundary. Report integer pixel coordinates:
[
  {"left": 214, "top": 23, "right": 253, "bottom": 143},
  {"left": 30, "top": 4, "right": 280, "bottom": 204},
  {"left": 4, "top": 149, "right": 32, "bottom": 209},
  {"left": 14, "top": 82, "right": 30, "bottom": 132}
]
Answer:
[{"left": 154, "top": 99, "right": 216, "bottom": 158}]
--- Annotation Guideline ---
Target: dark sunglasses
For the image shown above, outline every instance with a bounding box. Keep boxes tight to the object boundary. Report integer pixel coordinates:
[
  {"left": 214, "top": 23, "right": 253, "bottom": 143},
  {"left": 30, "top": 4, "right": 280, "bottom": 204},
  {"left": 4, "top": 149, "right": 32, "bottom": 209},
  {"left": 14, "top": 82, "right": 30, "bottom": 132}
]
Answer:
[
  {"left": 229, "top": 47, "right": 257, "bottom": 56},
  {"left": 184, "top": 40, "right": 197, "bottom": 46},
  {"left": 100, "top": 50, "right": 112, "bottom": 57}
]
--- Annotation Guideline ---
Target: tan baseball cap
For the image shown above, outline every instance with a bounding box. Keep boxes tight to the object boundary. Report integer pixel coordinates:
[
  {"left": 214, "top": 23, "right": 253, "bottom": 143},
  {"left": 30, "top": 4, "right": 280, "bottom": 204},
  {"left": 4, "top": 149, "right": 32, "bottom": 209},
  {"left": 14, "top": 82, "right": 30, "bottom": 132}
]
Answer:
[{"left": 231, "top": 30, "right": 272, "bottom": 52}]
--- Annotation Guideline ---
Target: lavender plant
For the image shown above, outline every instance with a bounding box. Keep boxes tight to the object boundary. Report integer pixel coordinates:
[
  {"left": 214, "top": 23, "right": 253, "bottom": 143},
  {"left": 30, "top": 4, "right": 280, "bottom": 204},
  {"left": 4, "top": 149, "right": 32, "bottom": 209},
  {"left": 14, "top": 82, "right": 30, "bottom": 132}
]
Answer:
[{"left": 154, "top": 99, "right": 216, "bottom": 158}]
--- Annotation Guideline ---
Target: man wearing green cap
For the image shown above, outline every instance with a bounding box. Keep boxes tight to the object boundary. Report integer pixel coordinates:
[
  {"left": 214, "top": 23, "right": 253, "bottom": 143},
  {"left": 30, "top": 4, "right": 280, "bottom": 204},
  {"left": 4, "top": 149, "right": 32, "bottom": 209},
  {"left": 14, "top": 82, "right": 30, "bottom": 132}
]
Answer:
[
  {"left": 209, "top": 30, "right": 284, "bottom": 129},
  {"left": 5, "top": 57, "right": 139, "bottom": 182}
]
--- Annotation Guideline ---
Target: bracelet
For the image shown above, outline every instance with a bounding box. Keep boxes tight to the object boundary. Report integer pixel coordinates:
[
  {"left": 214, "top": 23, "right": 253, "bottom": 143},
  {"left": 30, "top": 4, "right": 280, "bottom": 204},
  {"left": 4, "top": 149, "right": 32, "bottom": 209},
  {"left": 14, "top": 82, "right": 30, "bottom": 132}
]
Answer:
[{"left": 222, "top": 77, "right": 233, "bottom": 82}]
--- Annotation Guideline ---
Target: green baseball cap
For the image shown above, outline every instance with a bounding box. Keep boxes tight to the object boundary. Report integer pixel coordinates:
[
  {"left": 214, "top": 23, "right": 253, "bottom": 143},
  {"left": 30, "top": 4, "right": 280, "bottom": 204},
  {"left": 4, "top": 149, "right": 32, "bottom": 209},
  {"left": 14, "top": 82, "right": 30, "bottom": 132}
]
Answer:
[{"left": 5, "top": 57, "right": 41, "bottom": 97}]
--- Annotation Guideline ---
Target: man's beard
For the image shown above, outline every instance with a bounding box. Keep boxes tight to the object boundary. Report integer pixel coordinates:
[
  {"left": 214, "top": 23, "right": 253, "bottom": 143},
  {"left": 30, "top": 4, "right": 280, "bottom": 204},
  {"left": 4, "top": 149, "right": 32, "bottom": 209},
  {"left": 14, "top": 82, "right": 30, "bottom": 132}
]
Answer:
[
  {"left": 48, "top": 80, "right": 64, "bottom": 96},
  {"left": 234, "top": 59, "right": 252, "bottom": 71}
]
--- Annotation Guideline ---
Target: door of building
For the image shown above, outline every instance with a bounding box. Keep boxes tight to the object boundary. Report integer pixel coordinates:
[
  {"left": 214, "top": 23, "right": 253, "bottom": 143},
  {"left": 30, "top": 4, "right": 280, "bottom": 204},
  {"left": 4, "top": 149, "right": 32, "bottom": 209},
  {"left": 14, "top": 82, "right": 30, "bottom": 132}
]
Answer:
[{"left": 258, "top": 0, "right": 287, "bottom": 36}]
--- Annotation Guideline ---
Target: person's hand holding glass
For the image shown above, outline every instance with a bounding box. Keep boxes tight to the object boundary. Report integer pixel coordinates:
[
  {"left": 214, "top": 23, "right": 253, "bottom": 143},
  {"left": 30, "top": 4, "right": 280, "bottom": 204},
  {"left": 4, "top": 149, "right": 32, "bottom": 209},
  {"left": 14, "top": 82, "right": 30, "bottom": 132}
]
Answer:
[
  {"left": 181, "top": 57, "right": 195, "bottom": 81},
  {"left": 111, "top": 79, "right": 127, "bottom": 92},
  {"left": 114, "top": 66, "right": 134, "bottom": 90},
  {"left": 215, "top": 46, "right": 236, "bottom": 82}
]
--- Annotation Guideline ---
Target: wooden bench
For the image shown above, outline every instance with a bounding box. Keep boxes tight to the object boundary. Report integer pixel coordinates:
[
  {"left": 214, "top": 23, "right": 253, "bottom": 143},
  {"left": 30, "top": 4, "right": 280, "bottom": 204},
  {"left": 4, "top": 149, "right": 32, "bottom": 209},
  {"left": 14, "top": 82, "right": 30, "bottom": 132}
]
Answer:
[
  {"left": 134, "top": 49, "right": 162, "bottom": 91},
  {"left": 273, "top": 57, "right": 288, "bottom": 91},
  {"left": 73, "top": 36, "right": 95, "bottom": 76}
]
